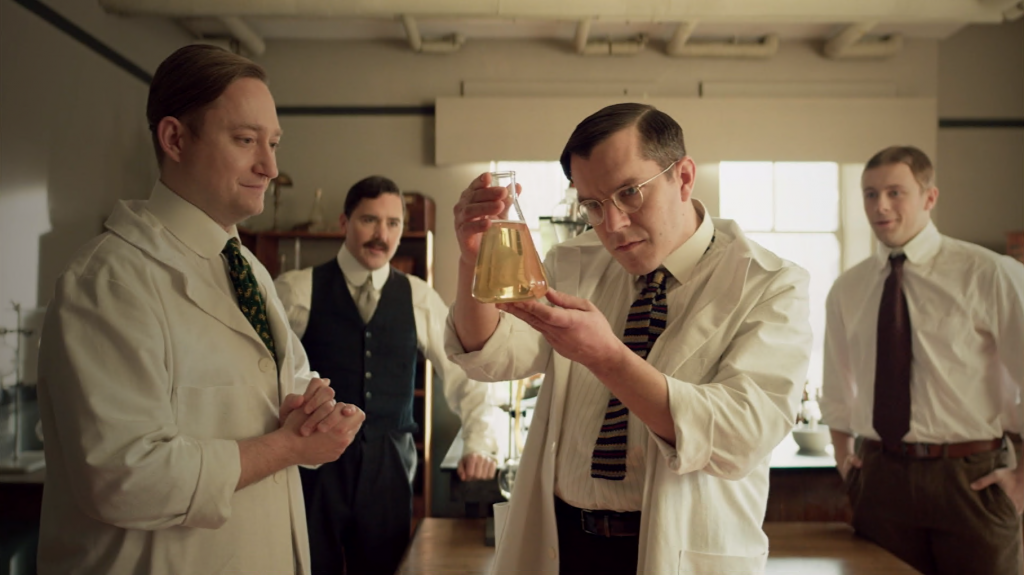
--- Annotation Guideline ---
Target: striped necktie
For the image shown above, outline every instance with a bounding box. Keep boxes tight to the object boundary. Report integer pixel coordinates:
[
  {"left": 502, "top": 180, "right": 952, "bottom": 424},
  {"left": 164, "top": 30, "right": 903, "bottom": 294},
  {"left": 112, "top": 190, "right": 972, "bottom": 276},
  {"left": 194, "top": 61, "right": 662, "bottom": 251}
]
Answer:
[
  {"left": 591, "top": 268, "right": 669, "bottom": 481},
  {"left": 222, "top": 238, "right": 277, "bottom": 362}
]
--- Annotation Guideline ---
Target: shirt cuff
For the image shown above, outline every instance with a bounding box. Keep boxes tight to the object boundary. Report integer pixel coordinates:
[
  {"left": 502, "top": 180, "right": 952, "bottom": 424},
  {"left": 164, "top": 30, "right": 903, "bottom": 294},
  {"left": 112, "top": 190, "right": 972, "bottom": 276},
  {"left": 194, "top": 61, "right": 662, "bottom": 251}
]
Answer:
[{"left": 649, "top": 374, "right": 713, "bottom": 475}]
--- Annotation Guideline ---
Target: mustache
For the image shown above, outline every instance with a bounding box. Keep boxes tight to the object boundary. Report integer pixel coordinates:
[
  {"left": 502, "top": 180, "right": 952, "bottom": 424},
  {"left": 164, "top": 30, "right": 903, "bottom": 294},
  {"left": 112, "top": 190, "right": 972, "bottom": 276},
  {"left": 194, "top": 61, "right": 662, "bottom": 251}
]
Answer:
[{"left": 363, "top": 240, "right": 389, "bottom": 251}]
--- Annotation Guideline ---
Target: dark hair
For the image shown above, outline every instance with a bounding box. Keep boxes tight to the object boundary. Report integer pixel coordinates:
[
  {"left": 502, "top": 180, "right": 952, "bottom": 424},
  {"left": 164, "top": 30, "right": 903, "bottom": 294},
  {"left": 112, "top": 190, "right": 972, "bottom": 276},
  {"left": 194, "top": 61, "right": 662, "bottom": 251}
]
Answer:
[
  {"left": 864, "top": 146, "right": 935, "bottom": 190},
  {"left": 344, "top": 176, "right": 405, "bottom": 217},
  {"left": 147, "top": 44, "right": 267, "bottom": 164},
  {"left": 559, "top": 103, "right": 687, "bottom": 182}
]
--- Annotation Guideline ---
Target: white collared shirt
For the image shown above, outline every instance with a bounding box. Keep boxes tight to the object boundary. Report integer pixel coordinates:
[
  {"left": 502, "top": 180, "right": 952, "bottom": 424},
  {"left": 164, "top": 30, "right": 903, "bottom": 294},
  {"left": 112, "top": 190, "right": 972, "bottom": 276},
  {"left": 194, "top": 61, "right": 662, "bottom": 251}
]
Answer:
[
  {"left": 147, "top": 180, "right": 240, "bottom": 310},
  {"left": 554, "top": 200, "right": 716, "bottom": 511},
  {"left": 820, "top": 221, "right": 1024, "bottom": 443},
  {"left": 274, "top": 244, "right": 499, "bottom": 459}
]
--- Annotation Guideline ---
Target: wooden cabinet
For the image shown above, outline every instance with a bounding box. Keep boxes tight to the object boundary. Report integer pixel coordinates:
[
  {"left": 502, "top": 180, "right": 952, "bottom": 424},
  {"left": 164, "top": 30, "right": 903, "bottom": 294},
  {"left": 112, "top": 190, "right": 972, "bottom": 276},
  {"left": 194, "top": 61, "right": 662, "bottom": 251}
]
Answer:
[{"left": 239, "top": 204, "right": 437, "bottom": 519}]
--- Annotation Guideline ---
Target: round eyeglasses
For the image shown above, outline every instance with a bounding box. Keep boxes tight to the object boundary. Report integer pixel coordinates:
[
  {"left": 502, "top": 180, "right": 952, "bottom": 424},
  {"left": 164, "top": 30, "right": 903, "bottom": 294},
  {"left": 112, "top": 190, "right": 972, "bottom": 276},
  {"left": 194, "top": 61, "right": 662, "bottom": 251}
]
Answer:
[{"left": 575, "top": 160, "right": 679, "bottom": 226}]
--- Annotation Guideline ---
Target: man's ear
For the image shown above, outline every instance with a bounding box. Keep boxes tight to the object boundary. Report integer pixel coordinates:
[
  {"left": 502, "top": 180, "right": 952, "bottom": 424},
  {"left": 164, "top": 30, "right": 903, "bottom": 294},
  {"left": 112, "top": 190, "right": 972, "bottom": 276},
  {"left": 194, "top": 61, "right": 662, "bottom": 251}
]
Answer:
[
  {"left": 156, "top": 116, "right": 188, "bottom": 164},
  {"left": 676, "top": 157, "right": 697, "bottom": 203},
  {"left": 339, "top": 213, "right": 349, "bottom": 236},
  {"left": 923, "top": 186, "right": 939, "bottom": 212}
]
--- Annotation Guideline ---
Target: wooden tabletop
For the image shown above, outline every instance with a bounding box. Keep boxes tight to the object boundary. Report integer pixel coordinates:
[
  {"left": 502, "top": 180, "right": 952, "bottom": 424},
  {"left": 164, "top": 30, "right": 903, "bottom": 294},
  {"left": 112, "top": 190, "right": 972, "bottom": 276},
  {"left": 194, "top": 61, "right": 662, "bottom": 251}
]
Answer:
[{"left": 397, "top": 518, "right": 919, "bottom": 575}]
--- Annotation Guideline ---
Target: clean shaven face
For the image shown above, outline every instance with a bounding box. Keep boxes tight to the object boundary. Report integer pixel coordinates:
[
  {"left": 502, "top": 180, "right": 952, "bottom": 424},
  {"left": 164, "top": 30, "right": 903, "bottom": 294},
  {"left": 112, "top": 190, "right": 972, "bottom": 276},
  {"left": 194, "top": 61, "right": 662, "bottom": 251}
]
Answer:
[
  {"left": 176, "top": 77, "right": 282, "bottom": 229},
  {"left": 570, "top": 127, "right": 694, "bottom": 276},
  {"left": 861, "top": 162, "right": 938, "bottom": 248}
]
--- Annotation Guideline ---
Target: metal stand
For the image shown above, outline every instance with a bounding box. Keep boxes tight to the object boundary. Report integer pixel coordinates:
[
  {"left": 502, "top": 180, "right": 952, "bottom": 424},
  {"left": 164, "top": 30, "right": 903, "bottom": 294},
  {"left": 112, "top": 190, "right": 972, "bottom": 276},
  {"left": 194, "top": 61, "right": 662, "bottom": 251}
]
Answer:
[{"left": 0, "top": 302, "right": 45, "bottom": 474}]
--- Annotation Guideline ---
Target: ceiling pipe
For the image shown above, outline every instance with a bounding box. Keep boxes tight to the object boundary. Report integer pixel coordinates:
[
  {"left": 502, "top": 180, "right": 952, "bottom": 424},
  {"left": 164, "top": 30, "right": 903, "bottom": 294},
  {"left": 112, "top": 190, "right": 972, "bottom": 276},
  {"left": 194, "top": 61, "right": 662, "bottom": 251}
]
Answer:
[
  {"left": 665, "top": 21, "right": 779, "bottom": 58},
  {"left": 823, "top": 22, "right": 903, "bottom": 59},
  {"left": 573, "top": 18, "right": 647, "bottom": 56},
  {"left": 401, "top": 14, "right": 465, "bottom": 54},
  {"left": 219, "top": 16, "right": 265, "bottom": 56}
]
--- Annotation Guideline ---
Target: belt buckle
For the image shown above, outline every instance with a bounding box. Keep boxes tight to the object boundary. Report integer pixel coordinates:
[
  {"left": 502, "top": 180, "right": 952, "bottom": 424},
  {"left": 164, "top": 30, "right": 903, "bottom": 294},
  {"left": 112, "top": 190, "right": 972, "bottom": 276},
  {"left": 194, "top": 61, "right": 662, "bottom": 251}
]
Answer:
[
  {"left": 907, "top": 442, "right": 933, "bottom": 458},
  {"left": 580, "top": 511, "right": 612, "bottom": 537}
]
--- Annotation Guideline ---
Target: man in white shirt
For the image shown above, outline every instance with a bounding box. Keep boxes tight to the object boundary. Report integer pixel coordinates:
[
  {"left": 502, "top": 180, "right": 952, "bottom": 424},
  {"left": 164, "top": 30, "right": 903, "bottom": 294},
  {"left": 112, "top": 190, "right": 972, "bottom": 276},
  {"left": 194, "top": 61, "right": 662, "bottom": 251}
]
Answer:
[
  {"left": 821, "top": 145, "right": 1024, "bottom": 575},
  {"left": 36, "top": 45, "right": 364, "bottom": 575},
  {"left": 445, "top": 103, "right": 813, "bottom": 574},
  {"left": 275, "top": 176, "right": 500, "bottom": 575}
]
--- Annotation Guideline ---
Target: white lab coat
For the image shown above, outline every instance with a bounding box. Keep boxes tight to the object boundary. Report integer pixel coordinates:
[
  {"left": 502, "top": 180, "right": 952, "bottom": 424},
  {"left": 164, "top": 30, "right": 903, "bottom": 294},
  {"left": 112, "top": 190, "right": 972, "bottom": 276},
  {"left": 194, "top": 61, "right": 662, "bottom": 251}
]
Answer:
[
  {"left": 37, "top": 197, "right": 315, "bottom": 575},
  {"left": 447, "top": 219, "right": 812, "bottom": 574}
]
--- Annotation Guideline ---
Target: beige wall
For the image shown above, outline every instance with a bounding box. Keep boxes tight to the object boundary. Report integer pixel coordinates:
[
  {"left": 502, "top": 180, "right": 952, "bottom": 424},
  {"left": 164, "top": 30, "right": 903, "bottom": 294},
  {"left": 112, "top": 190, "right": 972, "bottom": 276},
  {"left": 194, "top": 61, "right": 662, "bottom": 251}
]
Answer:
[
  {"left": 254, "top": 37, "right": 942, "bottom": 303},
  {"left": 0, "top": 0, "right": 189, "bottom": 313},
  {"left": 937, "top": 20, "right": 1024, "bottom": 254}
]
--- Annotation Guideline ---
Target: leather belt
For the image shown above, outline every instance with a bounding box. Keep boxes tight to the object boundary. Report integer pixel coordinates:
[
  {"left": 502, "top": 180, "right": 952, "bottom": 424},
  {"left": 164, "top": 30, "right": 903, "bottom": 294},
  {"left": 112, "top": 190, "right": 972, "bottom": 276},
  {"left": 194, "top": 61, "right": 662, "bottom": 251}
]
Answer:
[
  {"left": 864, "top": 438, "right": 1003, "bottom": 459},
  {"left": 555, "top": 497, "right": 641, "bottom": 538}
]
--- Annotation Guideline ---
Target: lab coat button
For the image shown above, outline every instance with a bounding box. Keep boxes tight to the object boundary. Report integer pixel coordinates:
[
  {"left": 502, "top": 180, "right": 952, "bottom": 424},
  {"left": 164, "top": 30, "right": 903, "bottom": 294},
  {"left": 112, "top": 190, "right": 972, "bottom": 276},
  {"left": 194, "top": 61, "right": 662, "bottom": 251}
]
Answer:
[
  {"left": 365, "top": 391, "right": 373, "bottom": 400},
  {"left": 548, "top": 546, "right": 557, "bottom": 560},
  {"left": 365, "top": 371, "right": 372, "bottom": 380},
  {"left": 273, "top": 470, "right": 284, "bottom": 484},
  {"left": 365, "top": 350, "right": 372, "bottom": 358},
  {"left": 258, "top": 358, "right": 274, "bottom": 373}
]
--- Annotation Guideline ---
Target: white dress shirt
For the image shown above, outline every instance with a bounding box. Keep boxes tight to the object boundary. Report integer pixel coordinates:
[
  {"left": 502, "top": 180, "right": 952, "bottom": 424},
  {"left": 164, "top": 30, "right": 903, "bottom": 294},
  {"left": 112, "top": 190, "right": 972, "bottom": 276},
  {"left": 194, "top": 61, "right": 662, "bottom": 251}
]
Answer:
[
  {"left": 274, "top": 244, "right": 499, "bottom": 459},
  {"left": 554, "top": 201, "right": 716, "bottom": 511},
  {"left": 821, "top": 220, "right": 1024, "bottom": 443}
]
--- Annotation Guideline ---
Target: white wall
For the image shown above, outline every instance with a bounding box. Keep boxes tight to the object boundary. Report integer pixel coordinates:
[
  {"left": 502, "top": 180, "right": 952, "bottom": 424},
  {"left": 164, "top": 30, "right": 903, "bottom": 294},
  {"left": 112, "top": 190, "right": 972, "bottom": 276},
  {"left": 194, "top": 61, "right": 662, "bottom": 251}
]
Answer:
[
  {"left": 937, "top": 19, "right": 1024, "bottom": 254},
  {"left": 0, "top": 0, "right": 189, "bottom": 314}
]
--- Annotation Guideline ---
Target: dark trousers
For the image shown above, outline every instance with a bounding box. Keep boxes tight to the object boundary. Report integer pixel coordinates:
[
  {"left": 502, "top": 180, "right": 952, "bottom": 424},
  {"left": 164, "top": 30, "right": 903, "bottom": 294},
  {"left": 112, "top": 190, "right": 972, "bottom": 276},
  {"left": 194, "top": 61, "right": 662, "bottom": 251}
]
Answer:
[
  {"left": 846, "top": 441, "right": 1022, "bottom": 575},
  {"left": 301, "top": 432, "right": 415, "bottom": 575},
  {"left": 554, "top": 497, "right": 640, "bottom": 575}
]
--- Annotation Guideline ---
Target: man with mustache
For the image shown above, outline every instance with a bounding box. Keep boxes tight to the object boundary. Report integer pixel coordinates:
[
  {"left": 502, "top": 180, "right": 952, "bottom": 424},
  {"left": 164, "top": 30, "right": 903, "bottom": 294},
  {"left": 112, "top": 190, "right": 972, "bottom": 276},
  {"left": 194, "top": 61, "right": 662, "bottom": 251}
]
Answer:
[
  {"left": 275, "top": 175, "right": 499, "bottom": 575},
  {"left": 821, "top": 145, "right": 1024, "bottom": 575}
]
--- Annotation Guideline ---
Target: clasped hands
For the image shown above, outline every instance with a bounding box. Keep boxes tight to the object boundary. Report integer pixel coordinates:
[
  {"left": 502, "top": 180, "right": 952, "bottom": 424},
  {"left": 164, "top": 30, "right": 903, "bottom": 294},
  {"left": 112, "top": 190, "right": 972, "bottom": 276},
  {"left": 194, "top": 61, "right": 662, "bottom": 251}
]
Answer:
[{"left": 278, "top": 378, "right": 365, "bottom": 465}]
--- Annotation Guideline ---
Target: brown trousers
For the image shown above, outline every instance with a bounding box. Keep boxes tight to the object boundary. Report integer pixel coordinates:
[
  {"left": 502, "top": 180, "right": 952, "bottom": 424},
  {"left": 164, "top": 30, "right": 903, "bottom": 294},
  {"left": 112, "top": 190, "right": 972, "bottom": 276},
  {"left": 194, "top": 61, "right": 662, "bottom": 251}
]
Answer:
[{"left": 846, "top": 440, "right": 1023, "bottom": 575}]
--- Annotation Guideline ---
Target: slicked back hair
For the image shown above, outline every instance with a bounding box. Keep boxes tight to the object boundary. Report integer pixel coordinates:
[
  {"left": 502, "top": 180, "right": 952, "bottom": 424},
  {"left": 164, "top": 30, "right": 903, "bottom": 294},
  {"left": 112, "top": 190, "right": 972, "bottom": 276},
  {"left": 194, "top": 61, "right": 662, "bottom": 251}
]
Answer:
[{"left": 559, "top": 103, "right": 687, "bottom": 183}]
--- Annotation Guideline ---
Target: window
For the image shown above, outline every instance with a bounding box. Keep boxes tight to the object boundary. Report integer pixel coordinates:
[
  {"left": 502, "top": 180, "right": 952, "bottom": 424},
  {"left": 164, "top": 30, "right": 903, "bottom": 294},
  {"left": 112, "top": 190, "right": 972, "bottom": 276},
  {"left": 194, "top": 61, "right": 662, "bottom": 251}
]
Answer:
[
  {"left": 719, "top": 162, "right": 844, "bottom": 400},
  {"left": 491, "top": 161, "right": 570, "bottom": 254}
]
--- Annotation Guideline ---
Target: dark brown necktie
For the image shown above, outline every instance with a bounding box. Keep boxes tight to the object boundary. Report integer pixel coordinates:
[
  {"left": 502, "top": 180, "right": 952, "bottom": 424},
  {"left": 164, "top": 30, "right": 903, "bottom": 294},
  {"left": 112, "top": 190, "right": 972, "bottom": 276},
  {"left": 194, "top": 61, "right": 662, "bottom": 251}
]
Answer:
[{"left": 873, "top": 254, "right": 911, "bottom": 448}]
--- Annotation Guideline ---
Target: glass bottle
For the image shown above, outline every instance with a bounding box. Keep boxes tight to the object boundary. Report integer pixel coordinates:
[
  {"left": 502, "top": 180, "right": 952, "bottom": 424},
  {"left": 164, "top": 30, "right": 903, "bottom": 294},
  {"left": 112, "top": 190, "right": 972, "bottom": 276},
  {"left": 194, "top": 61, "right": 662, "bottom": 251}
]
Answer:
[
  {"left": 308, "top": 188, "right": 326, "bottom": 233},
  {"left": 472, "top": 171, "right": 548, "bottom": 303}
]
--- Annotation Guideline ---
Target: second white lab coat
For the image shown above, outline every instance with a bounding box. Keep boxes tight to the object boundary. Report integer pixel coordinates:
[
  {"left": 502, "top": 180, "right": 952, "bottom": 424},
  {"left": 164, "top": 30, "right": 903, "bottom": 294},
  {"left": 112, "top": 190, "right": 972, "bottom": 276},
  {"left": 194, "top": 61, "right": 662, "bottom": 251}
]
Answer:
[{"left": 448, "top": 219, "right": 812, "bottom": 575}]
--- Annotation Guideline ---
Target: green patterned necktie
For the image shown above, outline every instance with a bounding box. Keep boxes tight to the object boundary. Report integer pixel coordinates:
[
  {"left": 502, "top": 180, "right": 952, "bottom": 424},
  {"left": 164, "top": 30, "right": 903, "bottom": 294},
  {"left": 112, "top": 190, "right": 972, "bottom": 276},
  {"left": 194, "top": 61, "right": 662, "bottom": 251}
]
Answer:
[{"left": 222, "top": 237, "right": 277, "bottom": 361}]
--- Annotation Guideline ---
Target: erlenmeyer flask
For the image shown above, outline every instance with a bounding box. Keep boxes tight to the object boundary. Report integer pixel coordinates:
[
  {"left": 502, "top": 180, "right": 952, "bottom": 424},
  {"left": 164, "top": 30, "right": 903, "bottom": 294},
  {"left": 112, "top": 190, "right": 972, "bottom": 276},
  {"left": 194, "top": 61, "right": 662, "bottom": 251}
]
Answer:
[{"left": 472, "top": 171, "right": 549, "bottom": 303}]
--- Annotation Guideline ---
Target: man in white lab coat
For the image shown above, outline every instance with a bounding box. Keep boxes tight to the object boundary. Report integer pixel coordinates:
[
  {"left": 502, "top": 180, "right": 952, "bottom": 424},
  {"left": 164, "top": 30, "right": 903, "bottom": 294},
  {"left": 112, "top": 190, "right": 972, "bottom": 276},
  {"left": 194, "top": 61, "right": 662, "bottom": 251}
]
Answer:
[
  {"left": 445, "top": 103, "right": 813, "bottom": 574},
  {"left": 36, "top": 45, "right": 364, "bottom": 575}
]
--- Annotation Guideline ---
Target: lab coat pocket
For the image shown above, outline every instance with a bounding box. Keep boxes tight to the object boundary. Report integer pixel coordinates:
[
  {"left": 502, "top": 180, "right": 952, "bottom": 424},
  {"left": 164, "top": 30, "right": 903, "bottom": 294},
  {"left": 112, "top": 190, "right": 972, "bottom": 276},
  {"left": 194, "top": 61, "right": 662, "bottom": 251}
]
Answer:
[{"left": 678, "top": 548, "right": 768, "bottom": 574}]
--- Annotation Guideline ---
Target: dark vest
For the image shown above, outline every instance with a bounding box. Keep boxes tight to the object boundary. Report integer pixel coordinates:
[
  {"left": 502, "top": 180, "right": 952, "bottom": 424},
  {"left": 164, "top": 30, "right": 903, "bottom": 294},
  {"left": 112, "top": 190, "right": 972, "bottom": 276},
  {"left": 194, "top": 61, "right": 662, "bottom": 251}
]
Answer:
[{"left": 302, "top": 261, "right": 418, "bottom": 441}]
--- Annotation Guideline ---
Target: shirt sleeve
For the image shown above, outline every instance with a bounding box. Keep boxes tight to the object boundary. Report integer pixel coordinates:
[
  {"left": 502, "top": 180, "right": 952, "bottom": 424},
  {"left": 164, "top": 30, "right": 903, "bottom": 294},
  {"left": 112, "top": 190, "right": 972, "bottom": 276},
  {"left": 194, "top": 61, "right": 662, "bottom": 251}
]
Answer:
[
  {"left": 650, "top": 263, "right": 813, "bottom": 480},
  {"left": 273, "top": 268, "right": 313, "bottom": 339},
  {"left": 820, "top": 279, "right": 856, "bottom": 435},
  {"left": 411, "top": 277, "right": 499, "bottom": 459},
  {"left": 39, "top": 271, "right": 240, "bottom": 530}
]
